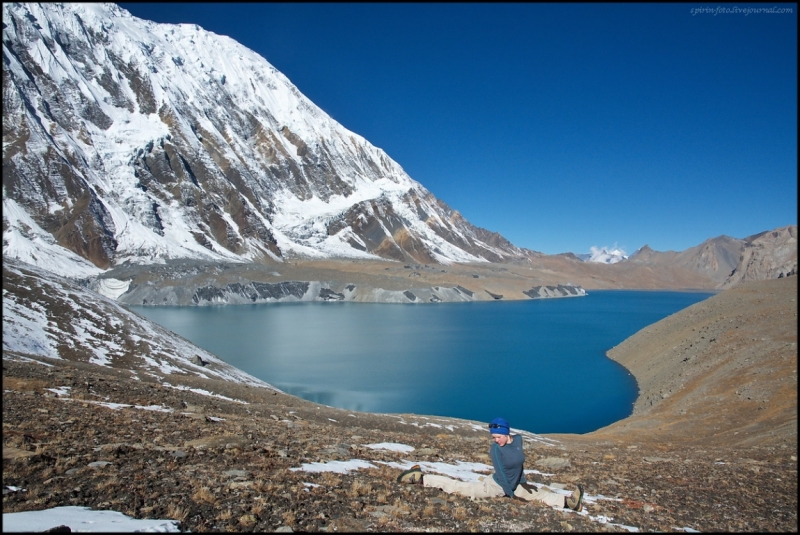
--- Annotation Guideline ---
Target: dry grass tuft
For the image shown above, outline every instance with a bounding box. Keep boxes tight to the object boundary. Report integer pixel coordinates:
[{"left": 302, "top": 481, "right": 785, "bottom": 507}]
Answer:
[
  {"left": 2, "top": 377, "right": 48, "bottom": 392},
  {"left": 347, "top": 479, "right": 372, "bottom": 498},
  {"left": 463, "top": 517, "right": 481, "bottom": 530},
  {"left": 390, "top": 499, "right": 411, "bottom": 518},
  {"left": 320, "top": 472, "right": 342, "bottom": 486},
  {"left": 422, "top": 504, "right": 437, "bottom": 517},
  {"left": 191, "top": 486, "right": 215, "bottom": 504},
  {"left": 250, "top": 501, "right": 267, "bottom": 517},
  {"left": 281, "top": 510, "right": 296, "bottom": 526},
  {"left": 166, "top": 504, "right": 189, "bottom": 523},
  {"left": 94, "top": 476, "right": 118, "bottom": 491},
  {"left": 253, "top": 479, "right": 274, "bottom": 493},
  {"left": 253, "top": 479, "right": 278, "bottom": 494},
  {"left": 216, "top": 509, "right": 233, "bottom": 521},
  {"left": 373, "top": 465, "right": 397, "bottom": 479},
  {"left": 453, "top": 506, "right": 468, "bottom": 520},
  {"left": 239, "top": 514, "right": 257, "bottom": 526}
]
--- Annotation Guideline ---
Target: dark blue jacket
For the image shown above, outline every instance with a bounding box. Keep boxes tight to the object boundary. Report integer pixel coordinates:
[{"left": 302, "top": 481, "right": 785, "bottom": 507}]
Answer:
[{"left": 490, "top": 434, "right": 525, "bottom": 496}]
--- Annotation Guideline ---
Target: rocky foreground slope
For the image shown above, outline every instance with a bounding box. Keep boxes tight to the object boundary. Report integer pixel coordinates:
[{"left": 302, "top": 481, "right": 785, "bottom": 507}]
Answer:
[{"left": 2, "top": 276, "right": 797, "bottom": 532}]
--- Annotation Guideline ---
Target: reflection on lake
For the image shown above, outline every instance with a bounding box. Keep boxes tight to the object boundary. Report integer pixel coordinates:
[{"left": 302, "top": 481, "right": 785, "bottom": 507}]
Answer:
[{"left": 131, "top": 290, "right": 713, "bottom": 434}]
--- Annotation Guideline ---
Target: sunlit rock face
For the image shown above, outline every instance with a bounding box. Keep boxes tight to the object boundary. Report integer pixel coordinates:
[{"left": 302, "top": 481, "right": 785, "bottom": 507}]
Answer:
[{"left": 721, "top": 226, "right": 797, "bottom": 288}]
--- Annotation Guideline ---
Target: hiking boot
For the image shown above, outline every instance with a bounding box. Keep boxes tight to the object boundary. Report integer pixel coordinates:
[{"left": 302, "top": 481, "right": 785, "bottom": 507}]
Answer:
[
  {"left": 566, "top": 484, "right": 584, "bottom": 511},
  {"left": 396, "top": 464, "right": 423, "bottom": 484}
]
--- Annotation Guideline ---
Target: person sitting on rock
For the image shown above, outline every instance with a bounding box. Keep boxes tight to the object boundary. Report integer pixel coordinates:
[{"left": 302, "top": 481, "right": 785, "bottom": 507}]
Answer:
[{"left": 397, "top": 417, "right": 584, "bottom": 511}]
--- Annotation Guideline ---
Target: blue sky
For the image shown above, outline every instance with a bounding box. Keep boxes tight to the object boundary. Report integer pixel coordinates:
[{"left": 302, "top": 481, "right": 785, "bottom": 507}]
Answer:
[{"left": 118, "top": 3, "right": 797, "bottom": 255}]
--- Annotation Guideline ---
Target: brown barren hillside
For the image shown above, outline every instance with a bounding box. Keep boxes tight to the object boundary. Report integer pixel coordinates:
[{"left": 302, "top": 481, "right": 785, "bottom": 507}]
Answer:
[{"left": 585, "top": 276, "right": 797, "bottom": 448}]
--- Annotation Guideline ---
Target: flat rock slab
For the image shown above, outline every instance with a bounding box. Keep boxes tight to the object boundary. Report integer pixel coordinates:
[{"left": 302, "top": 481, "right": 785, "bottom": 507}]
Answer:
[
  {"left": 534, "top": 457, "right": 571, "bottom": 470},
  {"left": 2, "top": 447, "right": 38, "bottom": 460}
]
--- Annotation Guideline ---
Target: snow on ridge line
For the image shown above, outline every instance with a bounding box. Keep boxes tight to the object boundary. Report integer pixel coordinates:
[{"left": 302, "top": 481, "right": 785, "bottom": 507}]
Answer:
[{"left": 33, "top": 369, "right": 269, "bottom": 411}]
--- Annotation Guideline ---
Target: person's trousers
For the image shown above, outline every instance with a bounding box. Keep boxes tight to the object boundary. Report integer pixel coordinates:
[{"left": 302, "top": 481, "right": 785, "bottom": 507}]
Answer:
[{"left": 423, "top": 474, "right": 565, "bottom": 507}]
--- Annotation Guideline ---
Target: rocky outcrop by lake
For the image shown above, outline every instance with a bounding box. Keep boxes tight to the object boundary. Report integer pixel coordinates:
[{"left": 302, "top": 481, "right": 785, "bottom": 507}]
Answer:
[
  {"left": 523, "top": 284, "right": 587, "bottom": 299},
  {"left": 96, "top": 259, "right": 589, "bottom": 306},
  {"left": 141, "top": 279, "right": 510, "bottom": 306}
]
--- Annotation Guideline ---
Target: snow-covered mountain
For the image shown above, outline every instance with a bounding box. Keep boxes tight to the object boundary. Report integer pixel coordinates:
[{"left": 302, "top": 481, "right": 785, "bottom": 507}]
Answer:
[
  {"left": 2, "top": 2, "right": 524, "bottom": 276},
  {"left": 582, "top": 245, "right": 628, "bottom": 264}
]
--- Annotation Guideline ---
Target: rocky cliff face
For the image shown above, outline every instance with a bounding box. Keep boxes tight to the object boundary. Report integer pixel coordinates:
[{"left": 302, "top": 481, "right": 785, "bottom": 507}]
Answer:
[
  {"left": 721, "top": 225, "right": 797, "bottom": 288},
  {"left": 2, "top": 2, "right": 524, "bottom": 273}
]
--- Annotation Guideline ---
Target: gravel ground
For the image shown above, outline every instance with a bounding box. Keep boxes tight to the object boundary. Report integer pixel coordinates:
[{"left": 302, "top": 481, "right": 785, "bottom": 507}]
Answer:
[{"left": 3, "top": 354, "right": 796, "bottom": 532}]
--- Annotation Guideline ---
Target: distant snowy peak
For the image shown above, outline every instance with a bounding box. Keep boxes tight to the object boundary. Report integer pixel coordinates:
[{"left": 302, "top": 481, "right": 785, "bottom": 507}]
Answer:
[
  {"left": 585, "top": 246, "right": 628, "bottom": 264},
  {"left": 2, "top": 2, "right": 524, "bottom": 275}
]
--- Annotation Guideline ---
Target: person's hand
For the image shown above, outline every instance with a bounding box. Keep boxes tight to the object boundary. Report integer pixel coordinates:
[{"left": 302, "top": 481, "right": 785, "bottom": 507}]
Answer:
[{"left": 519, "top": 482, "right": 538, "bottom": 493}]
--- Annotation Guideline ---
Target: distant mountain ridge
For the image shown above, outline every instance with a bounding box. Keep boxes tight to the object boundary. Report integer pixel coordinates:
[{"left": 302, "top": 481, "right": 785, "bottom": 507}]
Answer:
[
  {"left": 2, "top": 2, "right": 524, "bottom": 273},
  {"left": 629, "top": 235, "right": 744, "bottom": 285},
  {"left": 628, "top": 225, "right": 797, "bottom": 287}
]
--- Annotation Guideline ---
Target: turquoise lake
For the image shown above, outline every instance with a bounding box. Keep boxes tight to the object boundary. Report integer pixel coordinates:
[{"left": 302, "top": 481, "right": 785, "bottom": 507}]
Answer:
[{"left": 130, "top": 290, "right": 714, "bottom": 434}]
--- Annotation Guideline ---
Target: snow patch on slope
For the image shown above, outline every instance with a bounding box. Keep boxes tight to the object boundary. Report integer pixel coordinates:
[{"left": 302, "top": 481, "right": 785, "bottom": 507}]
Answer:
[
  {"left": 2, "top": 259, "right": 278, "bottom": 390},
  {"left": 2, "top": 198, "right": 105, "bottom": 279}
]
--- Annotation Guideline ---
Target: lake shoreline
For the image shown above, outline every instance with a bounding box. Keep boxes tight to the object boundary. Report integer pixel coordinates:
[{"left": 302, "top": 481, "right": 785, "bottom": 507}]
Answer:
[{"left": 129, "top": 290, "right": 713, "bottom": 435}]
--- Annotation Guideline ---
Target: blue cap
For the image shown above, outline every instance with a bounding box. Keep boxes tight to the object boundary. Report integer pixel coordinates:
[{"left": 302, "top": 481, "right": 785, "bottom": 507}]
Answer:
[{"left": 488, "top": 417, "right": 510, "bottom": 435}]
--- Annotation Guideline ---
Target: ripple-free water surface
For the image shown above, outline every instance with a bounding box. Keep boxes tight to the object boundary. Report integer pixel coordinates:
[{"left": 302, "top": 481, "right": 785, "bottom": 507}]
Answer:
[{"left": 131, "top": 290, "right": 713, "bottom": 434}]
